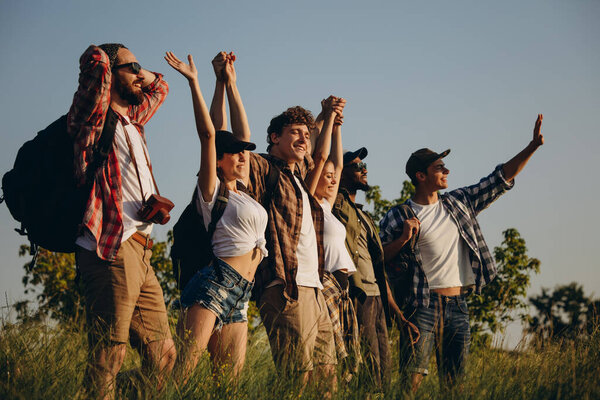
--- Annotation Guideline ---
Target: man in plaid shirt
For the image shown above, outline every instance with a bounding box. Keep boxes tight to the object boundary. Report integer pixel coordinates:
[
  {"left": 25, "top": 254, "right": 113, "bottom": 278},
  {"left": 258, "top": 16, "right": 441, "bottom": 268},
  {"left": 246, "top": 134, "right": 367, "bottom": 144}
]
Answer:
[
  {"left": 69, "top": 44, "right": 175, "bottom": 398},
  {"left": 379, "top": 115, "right": 544, "bottom": 391}
]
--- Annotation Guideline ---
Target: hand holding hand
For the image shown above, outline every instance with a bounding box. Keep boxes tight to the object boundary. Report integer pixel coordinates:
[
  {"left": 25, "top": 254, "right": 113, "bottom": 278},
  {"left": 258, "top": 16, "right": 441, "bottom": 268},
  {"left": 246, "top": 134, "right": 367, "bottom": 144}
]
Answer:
[
  {"left": 321, "top": 95, "right": 337, "bottom": 115},
  {"left": 532, "top": 114, "right": 544, "bottom": 148},
  {"left": 334, "top": 113, "right": 344, "bottom": 126},
  {"left": 401, "top": 217, "right": 420, "bottom": 243},
  {"left": 332, "top": 97, "right": 346, "bottom": 116},
  {"left": 212, "top": 51, "right": 228, "bottom": 82},
  {"left": 223, "top": 51, "right": 237, "bottom": 83},
  {"left": 164, "top": 52, "right": 197, "bottom": 82}
]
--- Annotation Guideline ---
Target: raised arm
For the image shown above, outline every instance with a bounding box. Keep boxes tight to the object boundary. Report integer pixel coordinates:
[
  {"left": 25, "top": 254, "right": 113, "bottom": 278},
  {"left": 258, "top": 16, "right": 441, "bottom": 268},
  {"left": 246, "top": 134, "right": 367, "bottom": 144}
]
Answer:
[
  {"left": 165, "top": 52, "right": 216, "bottom": 201},
  {"left": 305, "top": 96, "right": 345, "bottom": 194},
  {"left": 67, "top": 45, "right": 112, "bottom": 185},
  {"left": 322, "top": 112, "right": 345, "bottom": 205},
  {"left": 130, "top": 68, "right": 169, "bottom": 126},
  {"left": 223, "top": 52, "right": 252, "bottom": 142},
  {"left": 210, "top": 52, "right": 227, "bottom": 131},
  {"left": 502, "top": 114, "right": 544, "bottom": 181}
]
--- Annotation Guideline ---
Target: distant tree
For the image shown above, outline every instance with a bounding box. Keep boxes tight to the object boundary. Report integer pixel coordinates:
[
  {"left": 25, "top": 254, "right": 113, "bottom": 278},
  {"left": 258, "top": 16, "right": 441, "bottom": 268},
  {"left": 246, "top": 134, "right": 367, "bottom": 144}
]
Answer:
[
  {"left": 364, "top": 183, "right": 540, "bottom": 342},
  {"left": 15, "top": 234, "right": 180, "bottom": 323},
  {"left": 467, "top": 228, "right": 540, "bottom": 339},
  {"left": 365, "top": 181, "right": 414, "bottom": 223},
  {"left": 528, "top": 282, "right": 598, "bottom": 343},
  {"left": 14, "top": 245, "right": 82, "bottom": 323}
]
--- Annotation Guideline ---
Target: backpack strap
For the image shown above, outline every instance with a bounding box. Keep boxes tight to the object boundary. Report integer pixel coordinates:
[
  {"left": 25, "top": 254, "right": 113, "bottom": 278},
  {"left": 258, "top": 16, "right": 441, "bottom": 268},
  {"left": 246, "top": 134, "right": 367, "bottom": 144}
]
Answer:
[
  {"left": 206, "top": 180, "right": 230, "bottom": 281},
  {"left": 85, "top": 108, "right": 118, "bottom": 185},
  {"left": 398, "top": 203, "right": 419, "bottom": 251},
  {"left": 207, "top": 180, "right": 229, "bottom": 240},
  {"left": 257, "top": 154, "right": 281, "bottom": 208}
]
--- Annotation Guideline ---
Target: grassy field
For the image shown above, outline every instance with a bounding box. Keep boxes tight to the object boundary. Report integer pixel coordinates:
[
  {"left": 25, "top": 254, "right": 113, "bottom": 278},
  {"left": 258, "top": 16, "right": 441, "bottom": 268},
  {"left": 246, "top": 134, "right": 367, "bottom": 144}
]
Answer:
[{"left": 1, "top": 316, "right": 599, "bottom": 400}]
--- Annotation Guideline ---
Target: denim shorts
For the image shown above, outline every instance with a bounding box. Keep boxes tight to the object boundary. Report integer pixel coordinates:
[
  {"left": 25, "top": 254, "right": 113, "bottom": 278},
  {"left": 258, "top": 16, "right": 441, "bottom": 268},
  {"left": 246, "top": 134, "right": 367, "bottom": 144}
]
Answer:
[
  {"left": 401, "top": 293, "right": 470, "bottom": 380},
  {"left": 178, "top": 258, "right": 254, "bottom": 330}
]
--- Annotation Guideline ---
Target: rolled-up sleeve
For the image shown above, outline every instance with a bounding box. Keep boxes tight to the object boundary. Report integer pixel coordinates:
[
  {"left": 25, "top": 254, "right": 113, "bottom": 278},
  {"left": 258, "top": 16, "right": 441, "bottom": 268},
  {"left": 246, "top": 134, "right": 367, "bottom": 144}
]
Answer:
[{"left": 457, "top": 164, "right": 515, "bottom": 215}]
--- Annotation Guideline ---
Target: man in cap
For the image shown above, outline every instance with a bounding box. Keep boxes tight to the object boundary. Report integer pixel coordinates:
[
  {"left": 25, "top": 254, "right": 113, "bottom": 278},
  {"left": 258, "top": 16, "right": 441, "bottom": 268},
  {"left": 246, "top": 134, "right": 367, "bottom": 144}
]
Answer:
[
  {"left": 379, "top": 115, "right": 544, "bottom": 391},
  {"left": 333, "top": 147, "right": 413, "bottom": 390},
  {"left": 69, "top": 44, "right": 175, "bottom": 398}
]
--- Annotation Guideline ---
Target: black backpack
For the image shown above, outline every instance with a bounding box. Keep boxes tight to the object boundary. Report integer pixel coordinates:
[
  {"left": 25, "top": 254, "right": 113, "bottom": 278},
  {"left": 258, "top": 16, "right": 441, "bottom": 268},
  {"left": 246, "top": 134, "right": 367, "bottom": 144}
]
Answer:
[
  {"left": 170, "top": 160, "right": 280, "bottom": 290},
  {"left": 384, "top": 203, "right": 420, "bottom": 309},
  {"left": 1, "top": 109, "right": 118, "bottom": 256}
]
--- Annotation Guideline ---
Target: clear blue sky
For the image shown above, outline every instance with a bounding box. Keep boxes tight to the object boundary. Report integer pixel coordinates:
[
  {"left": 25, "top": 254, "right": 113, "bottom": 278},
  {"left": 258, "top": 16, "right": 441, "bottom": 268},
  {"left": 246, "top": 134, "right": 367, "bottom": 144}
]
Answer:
[{"left": 1, "top": 0, "right": 599, "bottom": 344}]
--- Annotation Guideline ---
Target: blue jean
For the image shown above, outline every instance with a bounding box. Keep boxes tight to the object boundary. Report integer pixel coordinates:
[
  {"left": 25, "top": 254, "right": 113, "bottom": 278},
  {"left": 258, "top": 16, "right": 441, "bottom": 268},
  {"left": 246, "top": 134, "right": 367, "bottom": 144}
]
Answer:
[
  {"left": 402, "top": 293, "right": 470, "bottom": 383},
  {"left": 177, "top": 258, "right": 254, "bottom": 330}
]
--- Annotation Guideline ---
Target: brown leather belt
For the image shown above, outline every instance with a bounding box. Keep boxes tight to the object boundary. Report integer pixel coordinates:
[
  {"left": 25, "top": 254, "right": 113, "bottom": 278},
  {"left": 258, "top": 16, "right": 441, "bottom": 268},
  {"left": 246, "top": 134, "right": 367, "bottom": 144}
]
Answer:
[{"left": 131, "top": 231, "right": 153, "bottom": 250}]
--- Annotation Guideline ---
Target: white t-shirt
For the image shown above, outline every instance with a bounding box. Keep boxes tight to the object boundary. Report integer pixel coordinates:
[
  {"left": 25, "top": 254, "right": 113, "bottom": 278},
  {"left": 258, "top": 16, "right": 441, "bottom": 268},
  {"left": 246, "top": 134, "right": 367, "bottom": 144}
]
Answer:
[
  {"left": 408, "top": 199, "right": 475, "bottom": 289},
  {"left": 293, "top": 176, "right": 322, "bottom": 289},
  {"left": 197, "top": 179, "right": 268, "bottom": 259},
  {"left": 76, "top": 116, "right": 155, "bottom": 250},
  {"left": 321, "top": 199, "right": 356, "bottom": 275}
]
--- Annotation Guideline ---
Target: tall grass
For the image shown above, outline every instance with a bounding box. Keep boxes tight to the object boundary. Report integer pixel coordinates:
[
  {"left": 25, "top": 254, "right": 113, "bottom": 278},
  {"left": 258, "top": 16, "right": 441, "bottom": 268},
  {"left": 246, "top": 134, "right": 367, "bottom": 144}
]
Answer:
[{"left": 1, "top": 316, "right": 598, "bottom": 399}]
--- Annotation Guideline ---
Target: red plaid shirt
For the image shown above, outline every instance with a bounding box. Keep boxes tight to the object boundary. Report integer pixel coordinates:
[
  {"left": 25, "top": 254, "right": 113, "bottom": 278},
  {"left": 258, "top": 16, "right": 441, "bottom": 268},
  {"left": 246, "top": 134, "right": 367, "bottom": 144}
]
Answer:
[{"left": 67, "top": 45, "right": 168, "bottom": 261}]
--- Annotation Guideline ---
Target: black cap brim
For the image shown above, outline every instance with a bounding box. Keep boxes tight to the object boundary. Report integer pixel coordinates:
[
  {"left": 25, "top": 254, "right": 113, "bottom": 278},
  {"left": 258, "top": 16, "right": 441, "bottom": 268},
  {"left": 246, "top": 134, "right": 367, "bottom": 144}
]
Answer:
[
  {"left": 343, "top": 147, "right": 368, "bottom": 165},
  {"left": 215, "top": 130, "right": 257, "bottom": 154}
]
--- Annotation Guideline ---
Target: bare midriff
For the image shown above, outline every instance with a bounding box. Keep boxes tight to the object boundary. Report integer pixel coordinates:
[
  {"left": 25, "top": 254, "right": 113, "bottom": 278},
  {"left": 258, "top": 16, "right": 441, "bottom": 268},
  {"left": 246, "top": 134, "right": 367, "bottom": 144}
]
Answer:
[
  {"left": 219, "top": 247, "right": 263, "bottom": 282},
  {"left": 431, "top": 286, "right": 468, "bottom": 296}
]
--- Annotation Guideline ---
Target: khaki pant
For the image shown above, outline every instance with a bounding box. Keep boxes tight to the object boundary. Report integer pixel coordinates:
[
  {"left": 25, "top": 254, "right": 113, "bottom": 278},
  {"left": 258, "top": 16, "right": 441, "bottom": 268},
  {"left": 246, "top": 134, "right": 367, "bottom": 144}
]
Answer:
[
  {"left": 76, "top": 235, "right": 171, "bottom": 347},
  {"left": 259, "top": 285, "right": 337, "bottom": 372}
]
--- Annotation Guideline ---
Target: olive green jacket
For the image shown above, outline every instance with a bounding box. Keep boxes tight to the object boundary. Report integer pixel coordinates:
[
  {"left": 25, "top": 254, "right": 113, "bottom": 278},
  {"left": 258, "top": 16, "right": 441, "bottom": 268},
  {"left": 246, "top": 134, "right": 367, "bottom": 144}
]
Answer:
[{"left": 333, "top": 188, "right": 391, "bottom": 324}]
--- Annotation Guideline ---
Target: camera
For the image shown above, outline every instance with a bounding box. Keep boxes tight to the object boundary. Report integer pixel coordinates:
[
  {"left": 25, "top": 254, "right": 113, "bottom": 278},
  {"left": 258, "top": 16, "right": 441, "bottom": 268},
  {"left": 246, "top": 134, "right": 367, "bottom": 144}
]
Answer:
[{"left": 138, "top": 194, "right": 174, "bottom": 225}]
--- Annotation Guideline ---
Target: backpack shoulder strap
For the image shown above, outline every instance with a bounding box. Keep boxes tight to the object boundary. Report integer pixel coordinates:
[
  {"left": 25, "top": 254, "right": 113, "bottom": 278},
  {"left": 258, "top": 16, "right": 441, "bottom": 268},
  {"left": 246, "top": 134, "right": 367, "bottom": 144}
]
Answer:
[
  {"left": 207, "top": 179, "right": 230, "bottom": 241},
  {"left": 260, "top": 160, "right": 280, "bottom": 209},
  {"left": 398, "top": 202, "right": 420, "bottom": 251},
  {"left": 84, "top": 107, "right": 118, "bottom": 184}
]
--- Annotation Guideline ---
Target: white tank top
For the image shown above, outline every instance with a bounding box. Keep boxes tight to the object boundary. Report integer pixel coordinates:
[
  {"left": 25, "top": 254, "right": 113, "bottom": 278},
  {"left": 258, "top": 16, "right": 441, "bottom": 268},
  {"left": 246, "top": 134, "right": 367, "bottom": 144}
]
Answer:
[
  {"left": 197, "top": 179, "right": 268, "bottom": 259},
  {"left": 321, "top": 199, "right": 356, "bottom": 275}
]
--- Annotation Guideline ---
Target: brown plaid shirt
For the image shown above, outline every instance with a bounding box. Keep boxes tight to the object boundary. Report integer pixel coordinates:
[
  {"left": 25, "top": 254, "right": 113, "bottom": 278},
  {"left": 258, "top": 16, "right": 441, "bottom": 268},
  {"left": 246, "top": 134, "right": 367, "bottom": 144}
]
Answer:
[{"left": 246, "top": 152, "right": 324, "bottom": 301}]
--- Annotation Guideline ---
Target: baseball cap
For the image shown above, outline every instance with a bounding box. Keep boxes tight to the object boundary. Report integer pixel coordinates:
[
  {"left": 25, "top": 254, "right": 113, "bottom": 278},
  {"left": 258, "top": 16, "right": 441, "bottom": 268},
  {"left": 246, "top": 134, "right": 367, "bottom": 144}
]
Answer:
[
  {"left": 405, "top": 148, "right": 450, "bottom": 180},
  {"left": 343, "top": 147, "right": 368, "bottom": 166},
  {"left": 215, "top": 130, "right": 256, "bottom": 155}
]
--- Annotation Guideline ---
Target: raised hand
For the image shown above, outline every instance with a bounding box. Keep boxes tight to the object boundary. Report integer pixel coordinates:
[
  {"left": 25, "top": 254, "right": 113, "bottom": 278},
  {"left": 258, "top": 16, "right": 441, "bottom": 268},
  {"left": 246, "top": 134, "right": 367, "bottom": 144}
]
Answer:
[
  {"left": 332, "top": 97, "right": 346, "bottom": 116},
  {"left": 164, "top": 52, "right": 197, "bottom": 82},
  {"left": 212, "top": 51, "right": 228, "bottom": 82},
  {"left": 532, "top": 114, "right": 544, "bottom": 147},
  {"left": 223, "top": 51, "right": 237, "bottom": 83}
]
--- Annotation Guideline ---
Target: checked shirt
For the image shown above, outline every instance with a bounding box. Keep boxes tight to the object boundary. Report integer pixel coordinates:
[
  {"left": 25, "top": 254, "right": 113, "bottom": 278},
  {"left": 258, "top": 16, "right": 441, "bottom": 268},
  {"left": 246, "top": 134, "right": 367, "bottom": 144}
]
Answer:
[
  {"left": 379, "top": 165, "right": 514, "bottom": 307},
  {"left": 67, "top": 45, "right": 168, "bottom": 261},
  {"left": 246, "top": 152, "right": 325, "bottom": 301}
]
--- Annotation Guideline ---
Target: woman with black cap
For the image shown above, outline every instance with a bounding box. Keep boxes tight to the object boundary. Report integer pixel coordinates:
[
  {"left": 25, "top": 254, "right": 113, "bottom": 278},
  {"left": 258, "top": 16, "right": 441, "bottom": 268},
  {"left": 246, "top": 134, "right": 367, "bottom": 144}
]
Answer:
[
  {"left": 305, "top": 101, "right": 362, "bottom": 380},
  {"left": 165, "top": 51, "right": 267, "bottom": 380}
]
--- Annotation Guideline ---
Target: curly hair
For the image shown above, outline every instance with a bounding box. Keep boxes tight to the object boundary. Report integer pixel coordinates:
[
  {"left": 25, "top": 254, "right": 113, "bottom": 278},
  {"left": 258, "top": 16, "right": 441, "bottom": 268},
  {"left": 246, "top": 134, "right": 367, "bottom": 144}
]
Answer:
[
  {"left": 98, "top": 43, "right": 127, "bottom": 68},
  {"left": 266, "top": 106, "right": 315, "bottom": 152}
]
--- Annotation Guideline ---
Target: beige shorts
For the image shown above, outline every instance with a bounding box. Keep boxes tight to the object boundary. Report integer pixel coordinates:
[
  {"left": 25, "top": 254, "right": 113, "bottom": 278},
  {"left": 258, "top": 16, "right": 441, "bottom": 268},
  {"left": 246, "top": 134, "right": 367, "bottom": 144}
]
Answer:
[
  {"left": 259, "top": 285, "right": 337, "bottom": 372},
  {"left": 76, "top": 234, "right": 171, "bottom": 346}
]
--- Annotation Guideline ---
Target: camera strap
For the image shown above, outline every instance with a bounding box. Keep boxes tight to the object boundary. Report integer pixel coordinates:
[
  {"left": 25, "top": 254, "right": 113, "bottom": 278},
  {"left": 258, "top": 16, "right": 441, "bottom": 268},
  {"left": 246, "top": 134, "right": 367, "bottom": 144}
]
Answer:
[{"left": 123, "top": 126, "right": 161, "bottom": 205}]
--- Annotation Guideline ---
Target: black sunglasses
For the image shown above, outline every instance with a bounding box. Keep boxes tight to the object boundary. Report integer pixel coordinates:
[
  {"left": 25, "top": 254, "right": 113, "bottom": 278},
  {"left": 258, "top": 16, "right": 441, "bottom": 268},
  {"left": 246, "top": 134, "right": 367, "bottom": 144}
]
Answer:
[
  {"left": 350, "top": 161, "right": 367, "bottom": 171},
  {"left": 112, "top": 62, "right": 142, "bottom": 74}
]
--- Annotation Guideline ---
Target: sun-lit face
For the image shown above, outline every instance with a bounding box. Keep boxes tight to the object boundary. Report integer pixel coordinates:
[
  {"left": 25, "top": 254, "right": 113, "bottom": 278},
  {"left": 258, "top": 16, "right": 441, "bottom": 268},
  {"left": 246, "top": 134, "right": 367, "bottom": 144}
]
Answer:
[
  {"left": 217, "top": 151, "right": 247, "bottom": 181},
  {"left": 347, "top": 156, "right": 368, "bottom": 189},
  {"left": 315, "top": 161, "right": 337, "bottom": 200},
  {"left": 270, "top": 124, "right": 310, "bottom": 163},
  {"left": 419, "top": 159, "right": 449, "bottom": 190},
  {"left": 112, "top": 48, "right": 144, "bottom": 106}
]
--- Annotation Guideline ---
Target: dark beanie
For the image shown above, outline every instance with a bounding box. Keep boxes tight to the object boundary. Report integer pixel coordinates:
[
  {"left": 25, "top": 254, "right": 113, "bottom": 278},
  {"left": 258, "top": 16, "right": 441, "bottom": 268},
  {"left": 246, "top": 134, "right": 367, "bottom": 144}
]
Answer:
[{"left": 98, "top": 43, "right": 126, "bottom": 68}]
